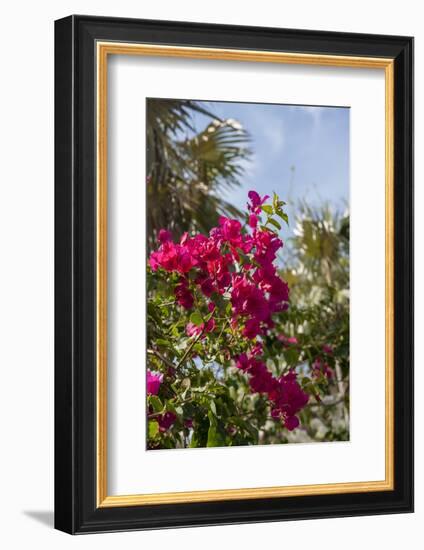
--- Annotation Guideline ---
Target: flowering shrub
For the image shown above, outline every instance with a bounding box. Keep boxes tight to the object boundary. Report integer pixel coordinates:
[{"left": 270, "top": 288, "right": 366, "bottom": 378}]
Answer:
[{"left": 146, "top": 191, "right": 342, "bottom": 449}]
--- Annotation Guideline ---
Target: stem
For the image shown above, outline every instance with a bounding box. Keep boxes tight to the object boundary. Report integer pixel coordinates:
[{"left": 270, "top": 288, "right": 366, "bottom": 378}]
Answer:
[
  {"left": 305, "top": 397, "right": 346, "bottom": 409},
  {"left": 176, "top": 329, "right": 204, "bottom": 370},
  {"left": 147, "top": 348, "right": 175, "bottom": 370},
  {"left": 217, "top": 319, "right": 230, "bottom": 342}
]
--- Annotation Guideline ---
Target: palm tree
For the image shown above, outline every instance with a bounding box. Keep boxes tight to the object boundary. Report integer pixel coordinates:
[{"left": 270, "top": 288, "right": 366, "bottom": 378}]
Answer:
[
  {"left": 281, "top": 203, "right": 350, "bottom": 302},
  {"left": 146, "top": 99, "right": 251, "bottom": 251}
]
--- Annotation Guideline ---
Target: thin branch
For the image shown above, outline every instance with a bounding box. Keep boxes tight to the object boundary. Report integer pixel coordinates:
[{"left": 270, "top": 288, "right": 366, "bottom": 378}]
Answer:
[
  {"left": 305, "top": 397, "right": 346, "bottom": 409},
  {"left": 147, "top": 348, "right": 175, "bottom": 370},
  {"left": 175, "top": 329, "right": 204, "bottom": 370}
]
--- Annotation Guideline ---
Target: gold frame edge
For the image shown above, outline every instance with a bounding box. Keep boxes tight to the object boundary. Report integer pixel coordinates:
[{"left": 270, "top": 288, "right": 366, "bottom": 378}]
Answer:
[{"left": 96, "top": 42, "right": 395, "bottom": 507}]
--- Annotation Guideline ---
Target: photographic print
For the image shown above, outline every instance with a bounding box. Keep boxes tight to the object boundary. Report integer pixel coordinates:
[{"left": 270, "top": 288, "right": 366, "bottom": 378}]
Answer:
[{"left": 146, "top": 98, "right": 350, "bottom": 450}]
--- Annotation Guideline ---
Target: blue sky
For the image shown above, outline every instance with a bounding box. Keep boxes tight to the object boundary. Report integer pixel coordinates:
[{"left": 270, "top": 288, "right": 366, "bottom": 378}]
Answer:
[{"left": 188, "top": 101, "right": 349, "bottom": 238}]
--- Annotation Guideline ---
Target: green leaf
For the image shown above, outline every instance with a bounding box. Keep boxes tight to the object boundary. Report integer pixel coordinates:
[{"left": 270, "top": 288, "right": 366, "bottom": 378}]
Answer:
[
  {"left": 261, "top": 204, "right": 274, "bottom": 215},
  {"left": 190, "top": 310, "right": 203, "bottom": 326},
  {"left": 276, "top": 209, "right": 289, "bottom": 225},
  {"left": 206, "top": 411, "right": 226, "bottom": 447},
  {"left": 284, "top": 346, "right": 300, "bottom": 366},
  {"left": 165, "top": 400, "right": 177, "bottom": 414},
  {"left": 209, "top": 400, "right": 217, "bottom": 417},
  {"left": 156, "top": 338, "right": 171, "bottom": 348},
  {"left": 268, "top": 217, "right": 281, "bottom": 230},
  {"left": 189, "top": 433, "right": 200, "bottom": 447},
  {"left": 149, "top": 395, "right": 163, "bottom": 413},
  {"left": 148, "top": 420, "right": 159, "bottom": 438}
]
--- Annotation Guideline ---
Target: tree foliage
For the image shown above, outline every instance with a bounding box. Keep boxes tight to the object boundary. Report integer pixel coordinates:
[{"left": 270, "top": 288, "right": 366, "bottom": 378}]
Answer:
[{"left": 146, "top": 99, "right": 251, "bottom": 252}]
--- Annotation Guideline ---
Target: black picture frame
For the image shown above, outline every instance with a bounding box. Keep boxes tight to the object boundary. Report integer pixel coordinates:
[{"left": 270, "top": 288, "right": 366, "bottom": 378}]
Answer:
[{"left": 55, "top": 14, "right": 414, "bottom": 534}]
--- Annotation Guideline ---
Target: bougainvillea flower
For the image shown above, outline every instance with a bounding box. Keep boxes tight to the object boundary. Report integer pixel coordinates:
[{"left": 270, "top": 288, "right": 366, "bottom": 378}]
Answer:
[
  {"left": 186, "top": 322, "right": 203, "bottom": 338},
  {"left": 158, "top": 411, "right": 176, "bottom": 432},
  {"left": 148, "top": 191, "right": 308, "bottom": 433},
  {"left": 149, "top": 239, "right": 196, "bottom": 274},
  {"left": 158, "top": 228, "right": 172, "bottom": 243},
  {"left": 312, "top": 358, "right": 334, "bottom": 379},
  {"left": 199, "top": 276, "right": 215, "bottom": 297},
  {"left": 248, "top": 213, "right": 258, "bottom": 228},
  {"left": 242, "top": 318, "right": 262, "bottom": 339},
  {"left": 285, "top": 415, "right": 300, "bottom": 431},
  {"left": 278, "top": 334, "right": 299, "bottom": 346},
  {"left": 174, "top": 279, "right": 194, "bottom": 309},
  {"left": 251, "top": 342, "right": 263, "bottom": 356},
  {"left": 219, "top": 216, "right": 243, "bottom": 245},
  {"left": 235, "top": 353, "right": 251, "bottom": 372},
  {"left": 186, "top": 317, "right": 216, "bottom": 338},
  {"left": 147, "top": 369, "right": 163, "bottom": 396},
  {"left": 248, "top": 190, "right": 270, "bottom": 214},
  {"left": 231, "top": 275, "right": 269, "bottom": 321}
]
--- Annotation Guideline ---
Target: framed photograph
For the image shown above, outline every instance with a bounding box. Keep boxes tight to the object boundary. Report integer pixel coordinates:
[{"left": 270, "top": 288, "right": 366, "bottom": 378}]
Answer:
[{"left": 54, "top": 15, "right": 413, "bottom": 534}]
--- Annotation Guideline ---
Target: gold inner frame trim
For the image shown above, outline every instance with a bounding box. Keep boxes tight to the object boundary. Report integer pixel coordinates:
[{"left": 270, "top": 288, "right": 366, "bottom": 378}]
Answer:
[{"left": 96, "top": 41, "right": 395, "bottom": 508}]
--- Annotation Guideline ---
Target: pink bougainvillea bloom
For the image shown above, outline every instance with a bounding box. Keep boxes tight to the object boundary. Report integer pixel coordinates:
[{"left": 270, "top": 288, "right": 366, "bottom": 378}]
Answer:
[
  {"left": 322, "top": 344, "right": 334, "bottom": 354},
  {"left": 158, "top": 411, "right": 176, "bottom": 432},
  {"left": 312, "top": 358, "right": 334, "bottom": 379},
  {"left": 252, "top": 229, "right": 283, "bottom": 268},
  {"left": 219, "top": 216, "right": 243, "bottom": 245},
  {"left": 204, "top": 317, "right": 216, "bottom": 333},
  {"left": 278, "top": 334, "right": 299, "bottom": 346},
  {"left": 147, "top": 190, "right": 306, "bottom": 431},
  {"left": 148, "top": 252, "right": 160, "bottom": 271},
  {"left": 274, "top": 372, "right": 308, "bottom": 421},
  {"left": 242, "top": 318, "right": 261, "bottom": 339},
  {"left": 158, "top": 228, "right": 172, "bottom": 243},
  {"left": 146, "top": 369, "right": 163, "bottom": 396},
  {"left": 270, "top": 408, "right": 281, "bottom": 419},
  {"left": 251, "top": 342, "right": 263, "bottom": 356},
  {"left": 174, "top": 278, "right": 194, "bottom": 309},
  {"left": 149, "top": 237, "right": 198, "bottom": 274},
  {"left": 236, "top": 363, "right": 308, "bottom": 431},
  {"left": 186, "top": 317, "right": 216, "bottom": 338},
  {"left": 199, "top": 277, "right": 215, "bottom": 297},
  {"left": 248, "top": 213, "right": 258, "bottom": 228},
  {"left": 285, "top": 415, "right": 300, "bottom": 431},
  {"left": 167, "top": 366, "right": 176, "bottom": 378},
  {"left": 235, "top": 353, "right": 251, "bottom": 372},
  {"left": 150, "top": 241, "right": 177, "bottom": 271},
  {"left": 231, "top": 275, "right": 269, "bottom": 321},
  {"left": 186, "top": 322, "right": 203, "bottom": 338},
  {"left": 247, "top": 190, "right": 270, "bottom": 214},
  {"left": 248, "top": 359, "right": 275, "bottom": 393}
]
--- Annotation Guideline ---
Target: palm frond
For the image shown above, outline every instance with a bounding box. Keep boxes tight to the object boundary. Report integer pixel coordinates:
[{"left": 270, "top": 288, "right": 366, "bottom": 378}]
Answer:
[{"left": 146, "top": 99, "right": 251, "bottom": 251}]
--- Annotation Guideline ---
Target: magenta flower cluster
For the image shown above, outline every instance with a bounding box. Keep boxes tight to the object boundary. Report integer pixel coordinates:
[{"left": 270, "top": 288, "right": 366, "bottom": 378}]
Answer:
[
  {"left": 150, "top": 191, "right": 289, "bottom": 340},
  {"left": 235, "top": 351, "right": 308, "bottom": 431},
  {"left": 147, "top": 370, "right": 162, "bottom": 396},
  {"left": 148, "top": 190, "right": 309, "bottom": 432}
]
